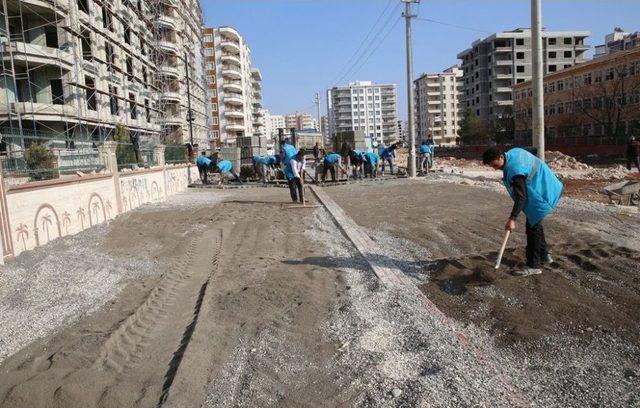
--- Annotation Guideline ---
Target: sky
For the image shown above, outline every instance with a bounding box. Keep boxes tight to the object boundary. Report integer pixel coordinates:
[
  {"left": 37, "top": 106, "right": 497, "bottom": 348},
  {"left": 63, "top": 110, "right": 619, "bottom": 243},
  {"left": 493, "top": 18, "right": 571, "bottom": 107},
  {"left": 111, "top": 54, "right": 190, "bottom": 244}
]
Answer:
[{"left": 202, "top": 0, "right": 640, "bottom": 120}]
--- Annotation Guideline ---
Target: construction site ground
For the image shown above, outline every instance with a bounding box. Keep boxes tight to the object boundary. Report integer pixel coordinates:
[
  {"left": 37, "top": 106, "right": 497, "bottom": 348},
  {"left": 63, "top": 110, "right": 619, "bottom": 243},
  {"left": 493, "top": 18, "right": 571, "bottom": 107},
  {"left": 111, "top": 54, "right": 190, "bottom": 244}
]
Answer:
[{"left": 0, "top": 172, "right": 639, "bottom": 407}]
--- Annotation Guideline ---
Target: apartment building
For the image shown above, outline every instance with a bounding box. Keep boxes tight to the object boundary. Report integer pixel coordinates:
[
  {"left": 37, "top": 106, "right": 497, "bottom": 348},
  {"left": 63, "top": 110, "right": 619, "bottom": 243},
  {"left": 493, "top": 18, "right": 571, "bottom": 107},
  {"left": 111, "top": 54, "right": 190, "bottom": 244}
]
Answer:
[
  {"left": 320, "top": 115, "right": 329, "bottom": 143},
  {"left": 595, "top": 28, "right": 640, "bottom": 58},
  {"left": 202, "top": 26, "right": 263, "bottom": 145},
  {"left": 0, "top": 0, "right": 209, "bottom": 149},
  {"left": 327, "top": 81, "right": 398, "bottom": 145},
  {"left": 457, "top": 28, "right": 590, "bottom": 121},
  {"left": 513, "top": 48, "right": 640, "bottom": 146},
  {"left": 414, "top": 66, "right": 463, "bottom": 145},
  {"left": 285, "top": 112, "right": 315, "bottom": 131},
  {"left": 263, "top": 112, "right": 285, "bottom": 138}
]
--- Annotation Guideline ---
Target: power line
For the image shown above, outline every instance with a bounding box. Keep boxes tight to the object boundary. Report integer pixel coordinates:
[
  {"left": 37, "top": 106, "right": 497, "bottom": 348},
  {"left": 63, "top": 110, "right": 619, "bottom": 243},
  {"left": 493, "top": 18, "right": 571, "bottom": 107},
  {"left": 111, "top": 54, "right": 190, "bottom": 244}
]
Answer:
[
  {"left": 346, "top": 17, "right": 402, "bottom": 81},
  {"left": 327, "top": 0, "right": 397, "bottom": 87},
  {"left": 333, "top": 3, "right": 402, "bottom": 87},
  {"left": 414, "top": 17, "right": 491, "bottom": 34}
]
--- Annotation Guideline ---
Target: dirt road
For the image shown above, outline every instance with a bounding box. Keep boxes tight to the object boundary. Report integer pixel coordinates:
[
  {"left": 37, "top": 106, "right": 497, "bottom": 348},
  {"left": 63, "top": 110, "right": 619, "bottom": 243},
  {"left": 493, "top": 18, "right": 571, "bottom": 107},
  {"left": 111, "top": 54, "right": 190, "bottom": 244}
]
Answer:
[{"left": 0, "top": 189, "right": 355, "bottom": 408}]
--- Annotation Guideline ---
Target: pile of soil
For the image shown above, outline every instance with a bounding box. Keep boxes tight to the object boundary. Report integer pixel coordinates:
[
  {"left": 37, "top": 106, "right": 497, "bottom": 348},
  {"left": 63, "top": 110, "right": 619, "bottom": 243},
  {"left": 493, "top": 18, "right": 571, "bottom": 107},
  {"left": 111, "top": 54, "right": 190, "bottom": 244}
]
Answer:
[
  {"left": 422, "top": 242, "right": 640, "bottom": 347},
  {"left": 546, "top": 151, "right": 591, "bottom": 171},
  {"left": 437, "top": 157, "right": 484, "bottom": 168}
]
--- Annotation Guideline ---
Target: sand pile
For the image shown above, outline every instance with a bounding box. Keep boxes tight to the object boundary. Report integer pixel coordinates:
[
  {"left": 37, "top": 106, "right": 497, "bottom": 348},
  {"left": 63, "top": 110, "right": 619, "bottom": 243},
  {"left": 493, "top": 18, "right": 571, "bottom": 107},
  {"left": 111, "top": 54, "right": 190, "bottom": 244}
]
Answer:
[{"left": 438, "top": 157, "right": 484, "bottom": 168}]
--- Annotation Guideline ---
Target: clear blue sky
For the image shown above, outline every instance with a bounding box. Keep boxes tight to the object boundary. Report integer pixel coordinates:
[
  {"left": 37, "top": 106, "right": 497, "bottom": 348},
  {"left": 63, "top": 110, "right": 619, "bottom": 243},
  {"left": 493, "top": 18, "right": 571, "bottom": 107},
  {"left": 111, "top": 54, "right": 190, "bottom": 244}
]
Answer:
[{"left": 203, "top": 0, "right": 640, "bottom": 120}]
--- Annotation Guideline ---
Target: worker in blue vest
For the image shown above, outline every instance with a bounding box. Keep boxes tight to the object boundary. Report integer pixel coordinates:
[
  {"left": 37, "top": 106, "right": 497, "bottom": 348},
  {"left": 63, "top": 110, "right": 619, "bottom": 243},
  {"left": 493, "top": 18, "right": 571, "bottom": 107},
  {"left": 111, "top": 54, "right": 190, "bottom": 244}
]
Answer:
[
  {"left": 418, "top": 141, "right": 432, "bottom": 175},
  {"left": 281, "top": 138, "right": 298, "bottom": 183},
  {"left": 210, "top": 153, "right": 242, "bottom": 185},
  {"left": 260, "top": 155, "right": 281, "bottom": 181},
  {"left": 322, "top": 152, "right": 345, "bottom": 182},
  {"left": 347, "top": 149, "right": 365, "bottom": 179},
  {"left": 196, "top": 151, "right": 212, "bottom": 184},
  {"left": 483, "top": 147, "right": 563, "bottom": 276},
  {"left": 427, "top": 137, "right": 435, "bottom": 168},
  {"left": 363, "top": 151, "right": 379, "bottom": 178},
  {"left": 380, "top": 141, "right": 402, "bottom": 175}
]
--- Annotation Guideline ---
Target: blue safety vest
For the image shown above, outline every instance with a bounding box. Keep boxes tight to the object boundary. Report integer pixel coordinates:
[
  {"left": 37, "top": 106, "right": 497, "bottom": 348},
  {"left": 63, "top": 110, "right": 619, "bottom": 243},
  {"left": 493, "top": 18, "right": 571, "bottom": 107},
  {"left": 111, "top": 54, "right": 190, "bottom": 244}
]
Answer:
[
  {"left": 197, "top": 155, "right": 211, "bottom": 166},
  {"left": 262, "top": 156, "right": 276, "bottom": 166},
  {"left": 282, "top": 143, "right": 298, "bottom": 180},
  {"left": 324, "top": 153, "right": 341, "bottom": 165},
  {"left": 365, "top": 152, "right": 378, "bottom": 165},
  {"left": 503, "top": 148, "right": 563, "bottom": 226},
  {"left": 217, "top": 160, "right": 232, "bottom": 173},
  {"left": 419, "top": 145, "right": 431, "bottom": 154},
  {"left": 380, "top": 147, "right": 395, "bottom": 160}
]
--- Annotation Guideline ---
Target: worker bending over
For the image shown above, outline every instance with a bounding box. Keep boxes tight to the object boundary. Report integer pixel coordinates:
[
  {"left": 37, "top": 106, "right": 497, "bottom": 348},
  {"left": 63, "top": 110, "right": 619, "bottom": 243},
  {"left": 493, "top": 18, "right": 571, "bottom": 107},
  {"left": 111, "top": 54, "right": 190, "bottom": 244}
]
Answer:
[
  {"left": 380, "top": 141, "right": 402, "bottom": 175},
  {"left": 322, "top": 152, "right": 345, "bottom": 182},
  {"left": 211, "top": 153, "right": 242, "bottom": 185},
  {"left": 483, "top": 147, "right": 563, "bottom": 276},
  {"left": 251, "top": 155, "right": 268, "bottom": 182},
  {"left": 348, "top": 149, "right": 365, "bottom": 179},
  {"left": 363, "top": 151, "right": 379, "bottom": 178},
  {"left": 196, "top": 151, "right": 212, "bottom": 184},
  {"left": 288, "top": 149, "right": 307, "bottom": 203}
]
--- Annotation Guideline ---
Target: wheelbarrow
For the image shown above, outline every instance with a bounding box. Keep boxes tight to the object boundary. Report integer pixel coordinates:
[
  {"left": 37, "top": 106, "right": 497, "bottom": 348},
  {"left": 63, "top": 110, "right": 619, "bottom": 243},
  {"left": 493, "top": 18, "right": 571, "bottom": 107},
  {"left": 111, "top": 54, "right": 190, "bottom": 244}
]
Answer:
[{"left": 603, "top": 180, "right": 640, "bottom": 206}]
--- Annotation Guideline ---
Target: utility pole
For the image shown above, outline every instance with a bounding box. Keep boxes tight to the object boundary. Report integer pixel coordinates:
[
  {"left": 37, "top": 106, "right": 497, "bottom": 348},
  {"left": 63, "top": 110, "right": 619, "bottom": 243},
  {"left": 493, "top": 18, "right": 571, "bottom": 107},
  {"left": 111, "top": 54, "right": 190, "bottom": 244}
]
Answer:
[
  {"left": 184, "top": 51, "right": 195, "bottom": 148},
  {"left": 314, "top": 92, "right": 321, "bottom": 132},
  {"left": 403, "top": 0, "right": 419, "bottom": 178},
  {"left": 531, "top": 0, "right": 545, "bottom": 160}
]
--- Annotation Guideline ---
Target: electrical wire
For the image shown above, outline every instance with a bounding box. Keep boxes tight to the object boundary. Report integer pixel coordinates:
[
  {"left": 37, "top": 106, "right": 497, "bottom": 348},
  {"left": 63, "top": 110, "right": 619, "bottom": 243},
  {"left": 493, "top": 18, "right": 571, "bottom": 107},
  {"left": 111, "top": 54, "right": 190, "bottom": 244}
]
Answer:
[{"left": 414, "top": 17, "right": 491, "bottom": 34}]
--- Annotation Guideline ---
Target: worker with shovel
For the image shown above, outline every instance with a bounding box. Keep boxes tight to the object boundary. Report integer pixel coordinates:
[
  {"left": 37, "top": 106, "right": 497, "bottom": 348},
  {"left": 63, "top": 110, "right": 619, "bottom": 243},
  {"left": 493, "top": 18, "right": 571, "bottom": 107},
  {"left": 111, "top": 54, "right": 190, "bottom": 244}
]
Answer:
[
  {"left": 483, "top": 147, "right": 563, "bottom": 276},
  {"left": 288, "top": 149, "right": 307, "bottom": 203}
]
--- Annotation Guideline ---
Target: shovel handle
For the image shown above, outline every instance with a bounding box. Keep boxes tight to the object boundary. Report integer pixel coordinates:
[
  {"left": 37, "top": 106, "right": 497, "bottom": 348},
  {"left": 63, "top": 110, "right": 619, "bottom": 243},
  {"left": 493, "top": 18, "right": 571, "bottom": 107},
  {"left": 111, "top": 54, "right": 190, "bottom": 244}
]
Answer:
[{"left": 495, "top": 230, "right": 511, "bottom": 269}]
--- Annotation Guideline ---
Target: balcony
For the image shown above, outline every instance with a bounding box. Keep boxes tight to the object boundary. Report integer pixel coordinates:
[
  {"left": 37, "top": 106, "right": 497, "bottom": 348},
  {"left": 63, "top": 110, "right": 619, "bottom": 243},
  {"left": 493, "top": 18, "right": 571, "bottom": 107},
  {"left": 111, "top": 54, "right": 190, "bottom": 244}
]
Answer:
[
  {"left": 494, "top": 100, "right": 513, "bottom": 106},
  {"left": 251, "top": 68, "right": 262, "bottom": 81},
  {"left": 225, "top": 110, "right": 244, "bottom": 118},
  {"left": 223, "top": 81, "right": 243, "bottom": 93},
  {"left": 226, "top": 123, "right": 245, "bottom": 132},
  {"left": 9, "top": 102, "right": 78, "bottom": 121},
  {"left": 495, "top": 86, "right": 512, "bottom": 93},
  {"left": 221, "top": 53, "right": 241, "bottom": 66},
  {"left": 252, "top": 100, "right": 262, "bottom": 108},
  {"left": 219, "top": 26, "right": 240, "bottom": 42},
  {"left": 225, "top": 95, "right": 244, "bottom": 106},
  {"left": 161, "top": 115, "right": 182, "bottom": 126},
  {"left": 494, "top": 46, "right": 512, "bottom": 53},
  {"left": 252, "top": 80, "right": 261, "bottom": 90},
  {"left": 2, "top": 42, "right": 74, "bottom": 71},
  {"left": 427, "top": 91, "right": 441, "bottom": 97},
  {"left": 221, "top": 41, "right": 241, "bottom": 54},
  {"left": 155, "top": 14, "right": 178, "bottom": 30},
  {"left": 252, "top": 110, "right": 264, "bottom": 117},
  {"left": 493, "top": 73, "right": 512, "bottom": 80},
  {"left": 495, "top": 59, "right": 513, "bottom": 66},
  {"left": 161, "top": 91, "right": 181, "bottom": 102},
  {"left": 157, "top": 40, "right": 179, "bottom": 55},
  {"left": 253, "top": 91, "right": 262, "bottom": 100},
  {"left": 222, "top": 67, "right": 242, "bottom": 80},
  {"left": 158, "top": 65, "right": 179, "bottom": 78}
]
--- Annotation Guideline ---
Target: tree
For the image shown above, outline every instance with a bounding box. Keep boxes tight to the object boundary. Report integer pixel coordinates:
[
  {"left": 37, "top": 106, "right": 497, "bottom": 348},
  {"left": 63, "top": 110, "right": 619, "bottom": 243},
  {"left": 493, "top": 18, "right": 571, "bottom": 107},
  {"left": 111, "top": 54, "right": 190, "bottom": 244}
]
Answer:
[
  {"left": 115, "top": 124, "right": 138, "bottom": 168},
  {"left": 24, "top": 143, "right": 57, "bottom": 181},
  {"left": 457, "top": 110, "right": 492, "bottom": 145}
]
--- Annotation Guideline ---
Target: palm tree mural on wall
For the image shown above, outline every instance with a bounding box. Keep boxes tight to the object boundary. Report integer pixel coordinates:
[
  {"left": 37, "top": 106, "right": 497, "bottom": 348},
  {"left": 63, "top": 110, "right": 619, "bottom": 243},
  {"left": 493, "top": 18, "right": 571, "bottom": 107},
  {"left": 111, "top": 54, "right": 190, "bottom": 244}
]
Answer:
[{"left": 16, "top": 224, "right": 29, "bottom": 252}]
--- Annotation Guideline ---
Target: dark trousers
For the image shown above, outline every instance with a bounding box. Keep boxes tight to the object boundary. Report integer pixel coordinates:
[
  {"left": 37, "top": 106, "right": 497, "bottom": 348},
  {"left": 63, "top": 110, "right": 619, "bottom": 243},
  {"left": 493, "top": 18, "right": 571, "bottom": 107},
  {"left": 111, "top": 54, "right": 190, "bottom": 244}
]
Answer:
[
  {"left": 381, "top": 158, "right": 394, "bottom": 175},
  {"left": 197, "top": 163, "right": 208, "bottom": 184},
  {"left": 322, "top": 163, "right": 337, "bottom": 181},
  {"left": 627, "top": 156, "right": 640, "bottom": 172},
  {"left": 287, "top": 177, "right": 304, "bottom": 202},
  {"left": 364, "top": 162, "right": 377, "bottom": 178},
  {"left": 526, "top": 219, "right": 548, "bottom": 268}
]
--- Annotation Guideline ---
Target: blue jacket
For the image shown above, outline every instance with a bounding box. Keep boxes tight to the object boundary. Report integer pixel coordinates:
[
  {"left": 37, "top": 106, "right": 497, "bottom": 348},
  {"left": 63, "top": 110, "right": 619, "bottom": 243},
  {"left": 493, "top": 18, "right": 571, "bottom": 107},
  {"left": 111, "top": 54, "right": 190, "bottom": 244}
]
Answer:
[
  {"left": 377, "top": 144, "right": 387, "bottom": 156},
  {"left": 252, "top": 156, "right": 263, "bottom": 166},
  {"left": 324, "top": 153, "right": 341, "bottom": 165},
  {"left": 503, "top": 148, "right": 563, "bottom": 226},
  {"left": 217, "top": 160, "right": 233, "bottom": 173},
  {"left": 353, "top": 149, "right": 364, "bottom": 159},
  {"left": 282, "top": 143, "right": 298, "bottom": 180},
  {"left": 419, "top": 145, "right": 431, "bottom": 154},
  {"left": 262, "top": 156, "right": 277, "bottom": 166},
  {"left": 364, "top": 152, "right": 378, "bottom": 165},
  {"left": 197, "top": 155, "right": 211, "bottom": 167}
]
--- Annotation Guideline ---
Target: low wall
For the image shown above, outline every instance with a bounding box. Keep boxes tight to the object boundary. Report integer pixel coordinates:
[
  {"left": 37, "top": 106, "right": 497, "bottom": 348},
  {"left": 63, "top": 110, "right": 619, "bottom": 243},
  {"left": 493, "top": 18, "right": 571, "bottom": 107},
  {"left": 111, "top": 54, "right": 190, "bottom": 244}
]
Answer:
[{"left": 0, "top": 142, "right": 194, "bottom": 261}]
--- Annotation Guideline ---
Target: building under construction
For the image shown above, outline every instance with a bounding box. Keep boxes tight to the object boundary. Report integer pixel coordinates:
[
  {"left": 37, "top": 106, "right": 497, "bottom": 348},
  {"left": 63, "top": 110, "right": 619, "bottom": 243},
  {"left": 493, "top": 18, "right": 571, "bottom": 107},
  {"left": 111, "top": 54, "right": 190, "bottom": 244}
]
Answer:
[{"left": 0, "top": 0, "right": 209, "bottom": 159}]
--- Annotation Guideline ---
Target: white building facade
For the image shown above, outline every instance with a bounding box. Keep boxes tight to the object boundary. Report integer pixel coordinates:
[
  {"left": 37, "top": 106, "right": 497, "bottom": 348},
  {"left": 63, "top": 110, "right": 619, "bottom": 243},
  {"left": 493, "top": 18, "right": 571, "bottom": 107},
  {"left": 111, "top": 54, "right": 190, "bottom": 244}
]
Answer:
[
  {"left": 327, "top": 81, "right": 398, "bottom": 145},
  {"left": 414, "top": 66, "right": 463, "bottom": 145}
]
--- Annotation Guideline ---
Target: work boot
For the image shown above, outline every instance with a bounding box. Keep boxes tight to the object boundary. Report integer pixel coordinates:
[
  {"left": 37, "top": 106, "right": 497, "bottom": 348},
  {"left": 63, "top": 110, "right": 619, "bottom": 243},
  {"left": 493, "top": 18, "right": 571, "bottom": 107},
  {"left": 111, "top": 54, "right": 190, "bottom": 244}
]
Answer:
[
  {"left": 514, "top": 268, "right": 542, "bottom": 277},
  {"left": 543, "top": 253, "right": 554, "bottom": 265}
]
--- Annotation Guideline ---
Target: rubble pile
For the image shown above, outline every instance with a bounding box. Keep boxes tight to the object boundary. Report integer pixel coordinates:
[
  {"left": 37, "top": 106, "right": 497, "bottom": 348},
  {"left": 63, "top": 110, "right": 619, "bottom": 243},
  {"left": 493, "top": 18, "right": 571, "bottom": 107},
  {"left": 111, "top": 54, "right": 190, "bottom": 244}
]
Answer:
[{"left": 546, "top": 151, "right": 591, "bottom": 171}]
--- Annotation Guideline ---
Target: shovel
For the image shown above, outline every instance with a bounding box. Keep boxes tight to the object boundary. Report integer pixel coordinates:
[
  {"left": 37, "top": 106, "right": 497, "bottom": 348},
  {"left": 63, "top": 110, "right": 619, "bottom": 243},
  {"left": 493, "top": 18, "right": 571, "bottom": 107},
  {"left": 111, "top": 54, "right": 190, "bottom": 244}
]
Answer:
[{"left": 494, "top": 230, "right": 511, "bottom": 269}]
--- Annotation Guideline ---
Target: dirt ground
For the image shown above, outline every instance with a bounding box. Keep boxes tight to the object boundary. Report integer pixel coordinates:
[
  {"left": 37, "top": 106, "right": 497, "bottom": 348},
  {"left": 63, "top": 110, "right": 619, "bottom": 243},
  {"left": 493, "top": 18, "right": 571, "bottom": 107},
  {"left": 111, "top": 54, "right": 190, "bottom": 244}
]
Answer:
[
  {"left": 0, "top": 189, "right": 357, "bottom": 408},
  {"left": 1, "top": 178, "right": 639, "bottom": 407}
]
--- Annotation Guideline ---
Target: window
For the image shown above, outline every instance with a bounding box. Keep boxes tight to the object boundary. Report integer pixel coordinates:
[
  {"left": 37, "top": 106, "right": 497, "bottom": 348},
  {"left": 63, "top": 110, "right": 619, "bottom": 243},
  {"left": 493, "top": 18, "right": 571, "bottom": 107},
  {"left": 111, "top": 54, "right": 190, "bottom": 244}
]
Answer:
[
  {"left": 516, "top": 65, "right": 525, "bottom": 73},
  {"left": 212, "top": 131, "right": 219, "bottom": 139},
  {"left": 109, "top": 86, "right": 118, "bottom": 115},
  {"left": 102, "top": 5, "right": 112, "bottom": 31},
  {"left": 548, "top": 65, "right": 557, "bottom": 72},
  {"left": 548, "top": 51, "right": 557, "bottom": 59},
  {"left": 517, "top": 78, "right": 525, "bottom": 83},
  {"left": 126, "top": 57, "right": 133, "bottom": 78},
  {"left": 564, "top": 50, "right": 572, "bottom": 58},
  {"left": 77, "top": 0, "right": 89, "bottom": 14},
  {"left": 129, "top": 93, "right": 136, "bottom": 119},
  {"left": 124, "top": 25, "right": 131, "bottom": 45},
  {"left": 605, "top": 68, "right": 614, "bottom": 81},
  {"left": 206, "top": 62, "right": 214, "bottom": 70},
  {"left": 105, "top": 43, "right": 115, "bottom": 72},
  {"left": 212, "top": 117, "right": 218, "bottom": 125},
  {"left": 204, "top": 35, "right": 213, "bottom": 43},
  {"left": 516, "top": 38, "right": 524, "bottom": 46},
  {"left": 80, "top": 29, "right": 92, "bottom": 60},
  {"left": 85, "top": 76, "right": 96, "bottom": 111},
  {"left": 548, "top": 37, "right": 556, "bottom": 45},
  {"left": 564, "top": 37, "right": 572, "bottom": 45},
  {"left": 204, "top": 48, "right": 213, "bottom": 57},
  {"left": 212, "top": 103, "right": 217, "bottom": 111},
  {"left": 583, "top": 73, "right": 592, "bottom": 85},
  {"left": 145, "top": 99, "right": 151, "bottom": 122},
  {"left": 51, "top": 79, "right": 64, "bottom": 105},
  {"left": 140, "top": 37, "right": 146, "bottom": 56},
  {"left": 557, "top": 80, "right": 564, "bottom": 91},
  {"left": 45, "top": 26, "right": 59, "bottom": 48},
  {"left": 516, "top": 52, "right": 525, "bottom": 59}
]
